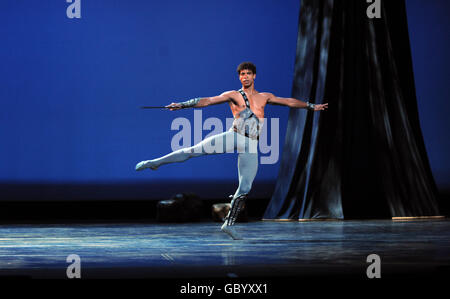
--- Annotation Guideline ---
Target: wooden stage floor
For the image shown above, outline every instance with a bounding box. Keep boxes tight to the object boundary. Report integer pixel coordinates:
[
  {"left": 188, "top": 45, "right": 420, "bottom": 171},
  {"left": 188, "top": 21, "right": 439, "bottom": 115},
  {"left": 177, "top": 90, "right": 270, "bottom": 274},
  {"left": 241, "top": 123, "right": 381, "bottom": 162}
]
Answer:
[{"left": 0, "top": 218, "right": 448, "bottom": 282}]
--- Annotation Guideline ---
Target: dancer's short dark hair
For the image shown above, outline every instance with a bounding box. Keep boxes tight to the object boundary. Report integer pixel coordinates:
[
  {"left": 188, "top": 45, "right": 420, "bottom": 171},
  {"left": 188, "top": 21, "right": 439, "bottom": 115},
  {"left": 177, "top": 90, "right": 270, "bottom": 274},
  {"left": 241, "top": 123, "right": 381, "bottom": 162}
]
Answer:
[{"left": 237, "top": 62, "right": 256, "bottom": 75}]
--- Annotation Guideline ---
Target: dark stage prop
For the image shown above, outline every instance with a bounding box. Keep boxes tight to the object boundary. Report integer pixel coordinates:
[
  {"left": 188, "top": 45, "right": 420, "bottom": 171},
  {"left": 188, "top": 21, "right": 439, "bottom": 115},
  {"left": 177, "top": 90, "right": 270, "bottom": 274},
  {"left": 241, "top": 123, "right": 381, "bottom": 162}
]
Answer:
[
  {"left": 264, "top": 0, "right": 441, "bottom": 220},
  {"left": 156, "top": 193, "right": 203, "bottom": 223}
]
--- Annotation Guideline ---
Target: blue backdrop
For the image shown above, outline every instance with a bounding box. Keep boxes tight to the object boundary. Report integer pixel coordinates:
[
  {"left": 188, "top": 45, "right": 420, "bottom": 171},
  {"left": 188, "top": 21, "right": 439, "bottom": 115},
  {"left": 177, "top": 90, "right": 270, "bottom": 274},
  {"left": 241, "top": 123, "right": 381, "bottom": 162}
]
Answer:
[{"left": 1, "top": 0, "right": 449, "bottom": 194}]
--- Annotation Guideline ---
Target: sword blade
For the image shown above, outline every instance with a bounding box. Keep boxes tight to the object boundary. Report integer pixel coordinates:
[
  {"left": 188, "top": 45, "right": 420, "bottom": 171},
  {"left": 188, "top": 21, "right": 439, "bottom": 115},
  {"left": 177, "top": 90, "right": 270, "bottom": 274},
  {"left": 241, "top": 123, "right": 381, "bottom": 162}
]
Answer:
[{"left": 140, "top": 106, "right": 169, "bottom": 109}]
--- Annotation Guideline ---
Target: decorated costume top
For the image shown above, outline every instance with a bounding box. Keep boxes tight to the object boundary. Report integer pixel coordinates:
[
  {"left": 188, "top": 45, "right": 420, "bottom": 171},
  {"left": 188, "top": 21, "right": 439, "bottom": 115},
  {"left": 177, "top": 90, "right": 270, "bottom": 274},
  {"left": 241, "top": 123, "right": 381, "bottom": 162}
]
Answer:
[{"left": 231, "top": 89, "right": 263, "bottom": 141}]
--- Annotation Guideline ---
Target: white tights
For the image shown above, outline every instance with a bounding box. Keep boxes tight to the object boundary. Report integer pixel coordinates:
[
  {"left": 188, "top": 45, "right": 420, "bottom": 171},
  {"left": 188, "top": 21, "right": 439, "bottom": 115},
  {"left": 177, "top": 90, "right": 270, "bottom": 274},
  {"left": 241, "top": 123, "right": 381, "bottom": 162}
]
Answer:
[{"left": 150, "top": 129, "right": 259, "bottom": 199}]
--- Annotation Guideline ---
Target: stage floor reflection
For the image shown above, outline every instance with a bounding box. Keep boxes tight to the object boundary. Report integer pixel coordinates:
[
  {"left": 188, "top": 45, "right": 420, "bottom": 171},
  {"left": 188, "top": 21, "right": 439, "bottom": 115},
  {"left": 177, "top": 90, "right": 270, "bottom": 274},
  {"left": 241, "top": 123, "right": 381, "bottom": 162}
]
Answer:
[{"left": 0, "top": 219, "right": 448, "bottom": 279}]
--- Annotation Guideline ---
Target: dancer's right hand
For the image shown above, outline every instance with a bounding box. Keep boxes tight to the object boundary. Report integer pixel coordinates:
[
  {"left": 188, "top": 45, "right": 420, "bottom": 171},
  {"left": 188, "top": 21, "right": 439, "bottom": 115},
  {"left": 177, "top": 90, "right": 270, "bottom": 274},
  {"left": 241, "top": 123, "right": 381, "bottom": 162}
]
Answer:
[{"left": 165, "top": 102, "right": 183, "bottom": 111}]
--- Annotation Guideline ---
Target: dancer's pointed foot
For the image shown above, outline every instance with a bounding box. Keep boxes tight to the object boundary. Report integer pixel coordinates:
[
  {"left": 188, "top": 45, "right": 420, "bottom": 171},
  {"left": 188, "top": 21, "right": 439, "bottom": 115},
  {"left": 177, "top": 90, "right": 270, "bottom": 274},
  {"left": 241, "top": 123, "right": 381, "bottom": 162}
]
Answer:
[
  {"left": 221, "top": 222, "right": 242, "bottom": 240},
  {"left": 135, "top": 160, "right": 159, "bottom": 171}
]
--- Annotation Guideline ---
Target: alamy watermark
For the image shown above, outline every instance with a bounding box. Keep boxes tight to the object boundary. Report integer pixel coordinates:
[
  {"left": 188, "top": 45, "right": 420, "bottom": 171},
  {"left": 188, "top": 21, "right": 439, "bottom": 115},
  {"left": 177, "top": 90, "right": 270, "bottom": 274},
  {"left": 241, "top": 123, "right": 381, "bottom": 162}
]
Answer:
[
  {"left": 367, "top": 0, "right": 381, "bottom": 19},
  {"left": 66, "top": 254, "right": 81, "bottom": 278},
  {"left": 66, "top": 0, "right": 81, "bottom": 19},
  {"left": 170, "top": 110, "right": 280, "bottom": 165},
  {"left": 366, "top": 254, "right": 381, "bottom": 278}
]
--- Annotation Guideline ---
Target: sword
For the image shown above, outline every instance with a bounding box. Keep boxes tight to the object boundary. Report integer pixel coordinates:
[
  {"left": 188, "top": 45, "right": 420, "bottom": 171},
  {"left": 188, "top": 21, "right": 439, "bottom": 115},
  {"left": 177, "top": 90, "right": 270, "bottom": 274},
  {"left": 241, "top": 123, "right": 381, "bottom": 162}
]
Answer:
[{"left": 140, "top": 106, "right": 170, "bottom": 109}]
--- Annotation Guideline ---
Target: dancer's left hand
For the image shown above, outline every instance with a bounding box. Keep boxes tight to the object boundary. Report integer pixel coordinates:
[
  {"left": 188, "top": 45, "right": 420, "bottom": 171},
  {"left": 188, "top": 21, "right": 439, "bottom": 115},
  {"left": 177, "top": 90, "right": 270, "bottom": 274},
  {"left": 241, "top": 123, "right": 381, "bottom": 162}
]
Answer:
[{"left": 314, "top": 103, "right": 328, "bottom": 111}]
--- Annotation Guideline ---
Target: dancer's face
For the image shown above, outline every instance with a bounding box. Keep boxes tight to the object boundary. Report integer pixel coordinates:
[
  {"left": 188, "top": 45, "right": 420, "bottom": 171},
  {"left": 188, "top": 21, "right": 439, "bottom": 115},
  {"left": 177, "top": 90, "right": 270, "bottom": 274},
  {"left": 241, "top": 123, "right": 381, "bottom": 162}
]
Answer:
[{"left": 239, "top": 69, "right": 256, "bottom": 88}]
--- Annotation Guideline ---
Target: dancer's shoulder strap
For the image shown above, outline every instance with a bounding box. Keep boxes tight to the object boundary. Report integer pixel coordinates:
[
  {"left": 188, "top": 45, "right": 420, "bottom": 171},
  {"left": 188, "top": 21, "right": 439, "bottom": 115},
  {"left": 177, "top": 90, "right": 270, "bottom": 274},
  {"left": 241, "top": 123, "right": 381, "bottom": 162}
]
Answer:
[{"left": 237, "top": 89, "right": 250, "bottom": 108}]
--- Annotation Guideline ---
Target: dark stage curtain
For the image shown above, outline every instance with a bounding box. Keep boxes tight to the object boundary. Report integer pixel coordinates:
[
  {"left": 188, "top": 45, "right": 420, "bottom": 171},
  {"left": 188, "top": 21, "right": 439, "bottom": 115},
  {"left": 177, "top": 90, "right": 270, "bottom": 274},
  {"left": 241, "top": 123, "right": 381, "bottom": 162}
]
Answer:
[{"left": 264, "top": 0, "right": 440, "bottom": 220}]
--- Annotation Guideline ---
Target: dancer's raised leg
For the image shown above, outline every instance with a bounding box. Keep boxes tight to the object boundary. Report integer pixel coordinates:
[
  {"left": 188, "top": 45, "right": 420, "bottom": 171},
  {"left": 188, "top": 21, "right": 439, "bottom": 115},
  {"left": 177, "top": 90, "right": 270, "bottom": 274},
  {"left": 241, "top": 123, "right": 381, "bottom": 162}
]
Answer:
[{"left": 136, "top": 130, "right": 237, "bottom": 171}]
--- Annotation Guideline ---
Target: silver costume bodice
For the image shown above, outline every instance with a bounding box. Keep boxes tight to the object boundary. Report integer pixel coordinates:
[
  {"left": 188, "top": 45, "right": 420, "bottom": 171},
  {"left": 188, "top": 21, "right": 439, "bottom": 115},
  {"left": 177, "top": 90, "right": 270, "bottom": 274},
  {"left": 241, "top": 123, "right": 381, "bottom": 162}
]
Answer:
[{"left": 232, "top": 89, "right": 263, "bottom": 140}]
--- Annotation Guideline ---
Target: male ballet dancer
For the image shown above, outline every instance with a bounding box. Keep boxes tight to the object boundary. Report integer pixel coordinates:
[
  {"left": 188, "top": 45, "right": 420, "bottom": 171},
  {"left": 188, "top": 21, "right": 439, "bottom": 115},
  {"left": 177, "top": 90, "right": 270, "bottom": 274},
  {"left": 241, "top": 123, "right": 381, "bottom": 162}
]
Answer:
[{"left": 136, "top": 62, "right": 328, "bottom": 239}]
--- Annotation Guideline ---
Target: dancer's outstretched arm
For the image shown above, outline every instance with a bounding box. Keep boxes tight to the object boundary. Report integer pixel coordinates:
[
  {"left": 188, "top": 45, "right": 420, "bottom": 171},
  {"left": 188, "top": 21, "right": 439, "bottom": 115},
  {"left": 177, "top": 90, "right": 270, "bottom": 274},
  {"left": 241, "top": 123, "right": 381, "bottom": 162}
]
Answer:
[
  {"left": 267, "top": 93, "right": 328, "bottom": 111},
  {"left": 165, "top": 91, "right": 235, "bottom": 111}
]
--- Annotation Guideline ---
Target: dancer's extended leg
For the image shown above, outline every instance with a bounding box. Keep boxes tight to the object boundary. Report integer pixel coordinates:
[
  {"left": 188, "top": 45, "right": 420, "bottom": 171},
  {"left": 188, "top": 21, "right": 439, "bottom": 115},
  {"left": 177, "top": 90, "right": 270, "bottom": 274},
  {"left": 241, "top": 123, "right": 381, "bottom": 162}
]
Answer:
[
  {"left": 136, "top": 130, "right": 237, "bottom": 170},
  {"left": 136, "top": 129, "right": 259, "bottom": 240}
]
